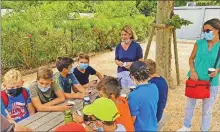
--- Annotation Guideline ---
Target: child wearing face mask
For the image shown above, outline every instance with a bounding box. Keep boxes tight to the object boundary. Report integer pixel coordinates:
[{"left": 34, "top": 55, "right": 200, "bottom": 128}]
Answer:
[
  {"left": 29, "top": 66, "right": 72, "bottom": 112},
  {"left": 1, "top": 69, "right": 35, "bottom": 122},
  {"left": 72, "top": 53, "right": 103, "bottom": 89},
  {"left": 54, "top": 57, "right": 86, "bottom": 99}
]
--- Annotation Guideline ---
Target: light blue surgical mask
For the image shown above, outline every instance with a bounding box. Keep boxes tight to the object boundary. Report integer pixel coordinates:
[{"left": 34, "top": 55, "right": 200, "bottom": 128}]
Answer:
[
  {"left": 79, "top": 63, "right": 89, "bottom": 70},
  {"left": 37, "top": 84, "right": 50, "bottom": 92},
  {"left": 203, "top": 31, "right": 214, "bottom": 40}
]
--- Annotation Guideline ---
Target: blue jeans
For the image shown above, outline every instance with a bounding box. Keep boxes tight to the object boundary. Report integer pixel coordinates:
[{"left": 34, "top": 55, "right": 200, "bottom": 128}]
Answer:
[{"left": 184, "top": 86, "right": 219, "bottom": 131}]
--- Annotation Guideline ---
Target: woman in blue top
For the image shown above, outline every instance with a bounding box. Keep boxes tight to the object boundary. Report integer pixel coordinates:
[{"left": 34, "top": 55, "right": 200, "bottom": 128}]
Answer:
[
  {"left": 178, "top": 18, "right": 220, "bottom": 132},
  {"left": 115, "top": 25, "right": 144, "bottom": 88}
]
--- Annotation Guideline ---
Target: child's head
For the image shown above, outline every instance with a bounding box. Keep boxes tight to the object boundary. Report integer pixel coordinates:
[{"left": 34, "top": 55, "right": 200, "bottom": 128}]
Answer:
[
  {"left": 55, "top": 122, "right": 86, "bottom": 132},
  {"left": 96, "top": 76, "right": 121, "bottom": 100},
  {"left": 37, "top": 66, "right": 53, "bottom": 92},
  {"left": 56, "top": 57, "right": 74, "bottom": 74},
  {"left": 129, "top": 61, "right": 150, "bottom": 84},
  {"left": 145, "top": 59, "right": 156, "bottom": 75},
  {"left": 83, "top": 98, "right": 120, "bottom": 126},
  {"left": 77, "top": 52, "right": 89, "bottom": 70},
  {"left": 3, "top": 69, "right": 24, "bottom": 96}
]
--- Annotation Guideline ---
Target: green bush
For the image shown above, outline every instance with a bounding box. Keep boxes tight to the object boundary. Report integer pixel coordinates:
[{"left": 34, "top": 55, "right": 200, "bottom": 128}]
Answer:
[{"left": 2, "top": 1, "right": 154, "bottom": 71}]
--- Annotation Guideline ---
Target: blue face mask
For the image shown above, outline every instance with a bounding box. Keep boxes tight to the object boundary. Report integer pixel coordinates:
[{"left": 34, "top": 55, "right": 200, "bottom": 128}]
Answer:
[
  {"left": 204, "top": 31, "right": 214, "bottom": 40},
  {"left": 37, "top": 84, "right": 50, "bottom": 92},
  {"left": 79, "top": 63, "right": 89, "bottom": 70}
]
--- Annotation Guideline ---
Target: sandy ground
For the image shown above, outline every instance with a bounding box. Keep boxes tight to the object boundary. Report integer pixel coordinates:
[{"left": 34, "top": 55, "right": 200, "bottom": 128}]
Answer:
[{"left": 21, "top": 40, "right": 220, "bottom": 131}]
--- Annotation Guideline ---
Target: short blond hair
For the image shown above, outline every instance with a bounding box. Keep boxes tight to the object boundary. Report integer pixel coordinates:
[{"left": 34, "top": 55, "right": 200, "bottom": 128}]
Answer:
[
  {"left": 37, "top": 66, "right": 53, "bottom": 80},
  {"left": 121, "top": 25, "right": 137, "bottom": 40},
  {"left": 145, "top": 59, "right": 156, "bottom": 74},
  {"left": 78, "top": 52, "right": 90, "bottom": 62},
  {"left": 3, "top": 69, "right": 22, "bottom": 84}
]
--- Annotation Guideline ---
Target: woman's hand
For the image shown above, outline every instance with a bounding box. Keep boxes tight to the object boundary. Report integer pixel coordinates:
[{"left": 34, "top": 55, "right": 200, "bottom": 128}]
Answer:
[
  {"left": 124, "top": 62, "right": 132, "bottom": 69},
  {"left": 209, "top": 69, "right": 219, "bottom": 78},
  {"left": 190, "top": 70, "right": 198, "bottom": 81},
  {"left": 116, "top": 60, "right": 124, "bottom": 67}
]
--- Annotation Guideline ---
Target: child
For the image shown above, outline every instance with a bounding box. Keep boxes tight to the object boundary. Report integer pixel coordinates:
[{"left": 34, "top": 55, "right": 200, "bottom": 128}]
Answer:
[
  {"left": 1, "top": 69, "right": 35, "bottom": 122},
  {"left": 73, "top": 98, "right": 126, "bottom": 132},
  {"left": 72, "top": 52, "right": 103, "bottom": 88},
  {"left": 96, "top": 76, "right": 134, "bottom": 131},
  {"left": 29, "top": 66, "right": 72, "bottom": 112},
  {"left": 55, "top": 122, "right": 86, "bottom": 132},
  {"left": 128, "top": 61, "right": 158, "bottom": 131},
  {"left": 54, "top": 57, "right": 86, "bottom": 99},
  {"left": 145, "top": 59, "right": 168, "bottom": 122}
]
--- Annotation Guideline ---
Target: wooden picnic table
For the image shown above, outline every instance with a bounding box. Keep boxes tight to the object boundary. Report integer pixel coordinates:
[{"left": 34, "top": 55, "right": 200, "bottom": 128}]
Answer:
[{"left": 17, "top": 88, "right": 130, "bottom": 131}]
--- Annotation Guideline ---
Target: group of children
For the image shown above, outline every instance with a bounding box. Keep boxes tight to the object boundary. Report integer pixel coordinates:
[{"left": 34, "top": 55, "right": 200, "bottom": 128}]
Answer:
[{"left": 1, "top": 52, "right": 168, "bottom": 132}]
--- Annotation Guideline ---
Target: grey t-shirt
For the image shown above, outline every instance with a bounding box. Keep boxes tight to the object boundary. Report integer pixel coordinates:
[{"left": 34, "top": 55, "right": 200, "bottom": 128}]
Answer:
[{"left": 29, "top": 81, "right": 60, "bottom": 104}]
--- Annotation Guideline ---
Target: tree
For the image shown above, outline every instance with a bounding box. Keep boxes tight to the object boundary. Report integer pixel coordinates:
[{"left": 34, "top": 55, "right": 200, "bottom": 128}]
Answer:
[{"left": 155, "top": 1, "right": 174, "bottom": 87}]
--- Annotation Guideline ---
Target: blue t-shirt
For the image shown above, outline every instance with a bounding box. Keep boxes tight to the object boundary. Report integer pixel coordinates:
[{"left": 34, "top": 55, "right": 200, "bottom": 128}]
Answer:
[
  {"left": 115, "top": 41, "right": 143, "bottom": 73},
  {"left": 148, "top": 76, "right": 168, "bottom": 122},
  {"left": 53, "top": 72, "right": 79, "bottom": 93},
  {"left": 128, "top": 83, "right": 158, "bottom": 131},
  {"left": 72, "top": 66, "right": 96, "bottom": 85},
  {"left": 1, "top": 88, "right": 31, "bottom": 122}
]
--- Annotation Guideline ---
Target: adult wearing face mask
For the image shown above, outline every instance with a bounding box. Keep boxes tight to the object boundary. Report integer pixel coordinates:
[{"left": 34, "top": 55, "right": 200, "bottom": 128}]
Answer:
[
  {"left": 115, "top": 25, "right": 144, "bottom": 88},
  {"left": 29, "top": 66, "right": 72, "bottom": 112},
  {"left": 177, "top": 18, "right": 220, "bottom": 132}
]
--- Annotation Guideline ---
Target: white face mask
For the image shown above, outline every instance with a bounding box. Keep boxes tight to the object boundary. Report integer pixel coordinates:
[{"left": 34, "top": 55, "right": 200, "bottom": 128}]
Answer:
[{"left": 37, "top": 84, "right": 50, "bottom": 92}]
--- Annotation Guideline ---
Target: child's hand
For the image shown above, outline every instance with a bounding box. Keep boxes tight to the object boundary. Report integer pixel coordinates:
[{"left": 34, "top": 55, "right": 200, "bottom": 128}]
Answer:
[{"left": 72, "top": 112, "right": 84, "bottom": 123}]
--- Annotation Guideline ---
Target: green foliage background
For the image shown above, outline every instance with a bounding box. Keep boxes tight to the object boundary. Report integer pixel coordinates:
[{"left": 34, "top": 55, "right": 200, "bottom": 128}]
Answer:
[{"left": 2, "top": 1, "right": 218, "bottom": 70}]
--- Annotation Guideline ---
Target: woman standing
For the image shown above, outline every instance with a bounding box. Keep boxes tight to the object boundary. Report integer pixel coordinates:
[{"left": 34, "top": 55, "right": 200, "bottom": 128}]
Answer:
[
  {"left": 178, "top": 18, "right": 220, "bottom": 131},
  {"left": 115, "top": 25, "right": 143, "bottom": 88}
]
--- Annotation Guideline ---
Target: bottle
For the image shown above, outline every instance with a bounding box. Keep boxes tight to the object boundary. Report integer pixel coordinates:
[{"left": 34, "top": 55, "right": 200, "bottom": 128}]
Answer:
[
  {"left": 64, "top": 109, "right": 73, "bottom": 124},
  {"left": 83, "top": 96, "right": 91, "bottom": 121}
]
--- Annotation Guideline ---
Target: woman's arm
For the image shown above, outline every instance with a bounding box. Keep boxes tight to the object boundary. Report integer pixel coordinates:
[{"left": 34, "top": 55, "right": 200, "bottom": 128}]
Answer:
[
  {"left": 189, "top": 44, "right": 199, "bottom": 80},
  {"left": 95, "top": 71, "right": 103, "bottom": 80}
]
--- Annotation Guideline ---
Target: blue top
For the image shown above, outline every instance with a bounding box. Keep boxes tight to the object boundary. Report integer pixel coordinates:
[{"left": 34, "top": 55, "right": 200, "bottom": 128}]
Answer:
[
  {"left": 187, "top": 39, "right": 220, "bottom": 86},
  {"left": 72, "top": 66, "right": 97, "bottom": 85},
  {"left": 1, "top": 88, "right": 31, "bottom": 122},
  {"left": 148, "top": 76, "right": 168, "bottom": 122},
  {"left": 53, "top": 72, "right": 79, "bottom": 93},
  {"left": 115, "top": 41, "right": 143, "bottom": 73},
  {"left": 128, "top": 83, "right": 158, "bottom": 131}
]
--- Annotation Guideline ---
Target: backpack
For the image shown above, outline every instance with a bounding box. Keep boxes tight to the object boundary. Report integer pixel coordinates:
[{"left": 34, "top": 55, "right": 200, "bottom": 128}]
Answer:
[{"left": 1, "top": 88, "right": 28, "bottom": 108}]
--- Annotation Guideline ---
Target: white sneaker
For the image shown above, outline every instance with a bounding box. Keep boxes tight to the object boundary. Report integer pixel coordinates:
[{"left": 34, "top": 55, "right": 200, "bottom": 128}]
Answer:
[{"left": 177, "top": 126, "right": 190, "bottom": 132}]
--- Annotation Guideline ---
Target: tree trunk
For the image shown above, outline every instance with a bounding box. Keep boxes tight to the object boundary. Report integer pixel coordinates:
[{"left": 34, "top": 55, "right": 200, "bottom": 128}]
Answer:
[{"left": 155, "top": 1, "right": 174, "bottom": 88}]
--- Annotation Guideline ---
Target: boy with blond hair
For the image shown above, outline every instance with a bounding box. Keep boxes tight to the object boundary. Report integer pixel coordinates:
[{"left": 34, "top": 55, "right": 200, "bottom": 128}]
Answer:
[
  {"left": 145, "top": 59, "right": 168, "bottom": 122},
  {"left": 1, "top": 69, "right": 35, "bottom": 122},
  {"left": 72, "top": 52, "right": 103, "bottom": 88},
  {"left": 29, "top": 66, "right": 72, "bottom": 112}
]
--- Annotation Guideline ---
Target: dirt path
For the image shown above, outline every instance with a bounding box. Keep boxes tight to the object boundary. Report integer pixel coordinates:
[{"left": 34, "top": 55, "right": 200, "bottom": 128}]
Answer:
[{"left": 22, "top": 40, "right": 220, "bottom": 131}]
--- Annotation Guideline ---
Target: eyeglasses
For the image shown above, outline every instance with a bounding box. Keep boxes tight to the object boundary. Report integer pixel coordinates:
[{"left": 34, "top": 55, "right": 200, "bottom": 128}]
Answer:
[{"left": 203, "top": 29, "right": 213, "bottom": 33}]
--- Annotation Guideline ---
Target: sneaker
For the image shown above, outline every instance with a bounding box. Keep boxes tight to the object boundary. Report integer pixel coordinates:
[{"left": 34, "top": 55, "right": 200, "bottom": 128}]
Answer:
[{"left": 177, "top": 126, "right": 190, "bottom": 132}]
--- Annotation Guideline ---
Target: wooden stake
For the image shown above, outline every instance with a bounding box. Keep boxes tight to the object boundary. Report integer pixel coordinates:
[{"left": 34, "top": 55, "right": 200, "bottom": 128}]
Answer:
[
  {"left": 172, "top": 28, "right": 180, "bottom": 85},
  {"left": 144, "top": 26, "right": 155, "bottom": 60}
]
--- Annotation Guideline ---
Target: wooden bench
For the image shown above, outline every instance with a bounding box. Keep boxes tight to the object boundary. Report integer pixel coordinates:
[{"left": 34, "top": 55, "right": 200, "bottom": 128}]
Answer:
[{"left": 17, "top": 88, "right": 130, "bottom": 131}]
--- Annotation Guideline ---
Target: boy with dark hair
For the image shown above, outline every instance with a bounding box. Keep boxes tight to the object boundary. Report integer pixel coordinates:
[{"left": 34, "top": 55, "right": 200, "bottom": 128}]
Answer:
[
  {"left": 29, "top": 66, "right": 72, "bottom": 112},
  {"left": 54, "top": 57, "right": 86, "bottom": 99},
  {"left": 96, "top": 76, "right": 134, "bottom": 131},
  {"left": 128, "top": 61, "right": 158, "bottom": 131},
  {"left": 145, "top": 59, "right": 168, "bottom": 122}
]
